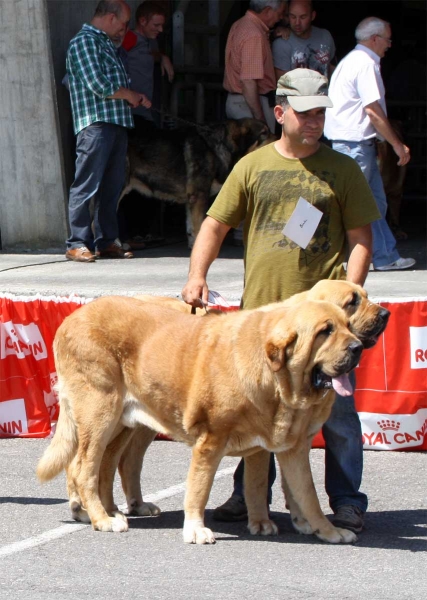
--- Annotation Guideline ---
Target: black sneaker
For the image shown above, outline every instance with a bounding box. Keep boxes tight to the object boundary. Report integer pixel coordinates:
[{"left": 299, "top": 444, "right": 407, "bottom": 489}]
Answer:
[
  {"left": 212, "top": 495, "right": 248, "bottom": 522},
  {"left": 332, "top": 505, "right": 365, "bottom": 533}
]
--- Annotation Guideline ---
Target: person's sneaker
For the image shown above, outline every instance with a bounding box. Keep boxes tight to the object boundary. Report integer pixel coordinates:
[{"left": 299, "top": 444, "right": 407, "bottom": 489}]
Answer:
[
  {"left": 375, "top": 257, "right": 416, "bottom": 271},
  {"left": 212, "top": 495, "right": 248, "bottom": 522},
  {"left": 331, "top": 505, "right": 365, "bottom": 533}
]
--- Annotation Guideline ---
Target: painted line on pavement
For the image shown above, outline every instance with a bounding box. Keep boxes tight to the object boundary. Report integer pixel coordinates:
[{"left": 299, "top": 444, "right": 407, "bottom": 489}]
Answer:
[{"left": 0, "top": 466, "right": 235, "bottom": 558}]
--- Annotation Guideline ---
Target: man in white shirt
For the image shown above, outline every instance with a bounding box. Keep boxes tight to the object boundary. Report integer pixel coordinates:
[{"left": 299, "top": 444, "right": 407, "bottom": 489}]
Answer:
[{"left": 324, "top": 16, "right": 415, "bottom": 271}]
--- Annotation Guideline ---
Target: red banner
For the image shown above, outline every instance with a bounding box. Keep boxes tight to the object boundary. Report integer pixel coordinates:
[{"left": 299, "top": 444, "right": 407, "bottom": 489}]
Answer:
[
  {"left": 0, "top": 294, "right": 89, "bottom": 438},
  {"left": 1, "top": 294, "right": 426, "bottom": 449}
]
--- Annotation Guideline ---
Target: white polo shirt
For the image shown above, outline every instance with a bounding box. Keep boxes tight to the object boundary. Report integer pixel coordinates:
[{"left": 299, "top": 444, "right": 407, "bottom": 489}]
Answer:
[{"left": 324, "top": 44, "right": 386, "bottom": 142}]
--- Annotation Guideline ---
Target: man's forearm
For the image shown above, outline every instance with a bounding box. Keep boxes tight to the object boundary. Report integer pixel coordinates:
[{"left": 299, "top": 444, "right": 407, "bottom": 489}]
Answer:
[
  {"left": 346, "top": 245, "right": 372, "bottom": 286},
  {"left": 346, "top": 225, "right": 373, "bottom": 286},
  {"left": 365, "top": 101, "right": 401, "bottom": 147},
  {"left": 188, "top": 217, "right": 230, "bottom": 280},
  {"left": 240, "top": 79, "right": 265, "bottom": 122},
  {"left": 182, "top": 217, "right": 231, "bottom": 305}
]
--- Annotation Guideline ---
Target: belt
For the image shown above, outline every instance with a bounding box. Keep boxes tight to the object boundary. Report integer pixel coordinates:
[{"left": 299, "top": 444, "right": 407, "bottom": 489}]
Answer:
[{"left": 331, "top": 139, "right": 376, "bottom": 146}]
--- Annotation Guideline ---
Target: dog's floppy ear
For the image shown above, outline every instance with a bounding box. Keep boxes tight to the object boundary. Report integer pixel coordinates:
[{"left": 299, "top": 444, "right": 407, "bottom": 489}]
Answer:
[{"left": 265, "top": 331, "right": 297, "bottom": 372}]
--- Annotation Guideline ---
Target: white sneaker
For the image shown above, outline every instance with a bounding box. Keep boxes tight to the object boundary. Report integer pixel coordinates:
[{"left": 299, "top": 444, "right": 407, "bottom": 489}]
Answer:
[{"left": 375, "top": 257, "right": 416, "bottom": 271}]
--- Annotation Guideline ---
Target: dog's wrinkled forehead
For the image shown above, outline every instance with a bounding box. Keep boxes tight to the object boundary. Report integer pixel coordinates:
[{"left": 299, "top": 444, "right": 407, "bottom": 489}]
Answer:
[{"left": 292, "top": 300, "right": 349, "bottom": 332}]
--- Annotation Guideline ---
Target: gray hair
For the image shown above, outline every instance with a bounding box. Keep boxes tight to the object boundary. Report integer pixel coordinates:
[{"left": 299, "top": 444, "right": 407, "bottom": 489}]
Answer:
[
  {"left": 355, "top": 17, "right": 389, "bottom": 41},
  {"left": 249, "top": 0, "right": 284, "bottom": 13},
  {"left": 94, "top": 0, "right": 126, "bottom": 18},
  {"left": 275, "top": 95, "right": 290, "bottom": 111}
]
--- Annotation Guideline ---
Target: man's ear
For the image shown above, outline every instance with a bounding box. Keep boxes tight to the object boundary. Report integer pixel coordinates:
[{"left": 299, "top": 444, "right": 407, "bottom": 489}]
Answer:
[
  {"left": 311, "top": 11, "right": 316, "bottom": 23},
  {"left": 274, "top": 104, "right": 285, "bottom": 124}
]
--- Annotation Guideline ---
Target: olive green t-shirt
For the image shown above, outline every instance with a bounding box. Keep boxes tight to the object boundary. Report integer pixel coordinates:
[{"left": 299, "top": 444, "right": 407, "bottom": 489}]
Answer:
[{"left": 208, "top": 143, "right": 380, "bottom": 309}]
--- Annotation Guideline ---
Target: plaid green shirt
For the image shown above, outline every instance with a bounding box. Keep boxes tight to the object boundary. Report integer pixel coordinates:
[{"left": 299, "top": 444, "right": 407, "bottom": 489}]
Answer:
[{"left": 67, "top": 24, "right": 134, "bottom": 135}]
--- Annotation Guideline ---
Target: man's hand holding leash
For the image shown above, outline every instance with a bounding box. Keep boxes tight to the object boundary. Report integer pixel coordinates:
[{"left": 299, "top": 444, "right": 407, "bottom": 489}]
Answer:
[{"left": 182, "top": 216, "right": 231, "bottom": 308}]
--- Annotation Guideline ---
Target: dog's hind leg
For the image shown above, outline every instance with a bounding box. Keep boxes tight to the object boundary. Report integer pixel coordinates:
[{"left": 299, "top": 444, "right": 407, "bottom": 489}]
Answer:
[
  {"left": 245, "top": 450, "right": 278, "bottom": 537},
  {"left": 66, "top": 424, "right": 134, "bottom": 524},
  {"left": 98, "top": 424, "right": 135, "bottom": 520},
  {"left": 183, "top": 434, "right": 227, "bottom": 544},
  {"left": 118, "top": 425, "right": 160, "bottom": 516},
  {"left": 66, "top": 458, "right": 91, "bottom": 523},
  {"left": 72, "top": 389, "right": 129, "bottom": 533}
]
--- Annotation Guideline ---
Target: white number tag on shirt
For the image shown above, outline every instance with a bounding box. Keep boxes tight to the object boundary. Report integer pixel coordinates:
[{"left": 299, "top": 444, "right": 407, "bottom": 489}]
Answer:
[{"left": 282, "top": 197, "right": 323, "bottom": 249}]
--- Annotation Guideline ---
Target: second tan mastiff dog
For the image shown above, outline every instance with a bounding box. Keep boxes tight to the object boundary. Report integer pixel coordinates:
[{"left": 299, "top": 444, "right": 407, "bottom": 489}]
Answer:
[{"left": 37, "top": 281, "right": 389, "bottom": 544}]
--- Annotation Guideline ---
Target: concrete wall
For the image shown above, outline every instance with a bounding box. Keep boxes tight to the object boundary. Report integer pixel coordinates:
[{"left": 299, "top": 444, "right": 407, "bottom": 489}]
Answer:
[{"left": 0, "top": 0, "right": 69, "bottom": 251}]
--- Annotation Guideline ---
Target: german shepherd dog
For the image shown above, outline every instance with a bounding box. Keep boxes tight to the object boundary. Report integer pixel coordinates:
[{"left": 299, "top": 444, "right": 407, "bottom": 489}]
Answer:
[{"left": 119, "top": 118, "right": 274, "bottom": 247}]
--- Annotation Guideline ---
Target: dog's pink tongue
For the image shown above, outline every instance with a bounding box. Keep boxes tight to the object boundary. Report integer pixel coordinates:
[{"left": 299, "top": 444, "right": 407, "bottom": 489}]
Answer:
[{"left": 332, "top": 374, "right": 353, "bottom": 397}]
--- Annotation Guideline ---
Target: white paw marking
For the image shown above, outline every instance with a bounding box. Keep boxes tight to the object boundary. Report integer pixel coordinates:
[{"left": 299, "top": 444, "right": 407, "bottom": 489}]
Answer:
[{"left": 248, "top": 519, "right": 279, "bottom": 536}]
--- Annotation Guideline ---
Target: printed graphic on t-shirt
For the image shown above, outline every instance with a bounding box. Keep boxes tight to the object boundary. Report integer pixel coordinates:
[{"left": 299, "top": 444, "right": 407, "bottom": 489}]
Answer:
[
  {"left": 248, "top": 168, "right": 336, "bottom": 267},
  {"left": 291, "top": 44, "right": 331, "bottom": 76}
]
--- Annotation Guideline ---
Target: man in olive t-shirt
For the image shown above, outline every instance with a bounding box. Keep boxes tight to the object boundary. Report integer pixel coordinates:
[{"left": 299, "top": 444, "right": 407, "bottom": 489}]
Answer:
[{"left": 181, "top": 69, "right": 380, "bottom": 535}]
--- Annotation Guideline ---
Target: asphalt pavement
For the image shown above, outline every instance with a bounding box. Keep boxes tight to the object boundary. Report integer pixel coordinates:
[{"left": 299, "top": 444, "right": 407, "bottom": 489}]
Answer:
[{"left": 0, "top": 211, "right": 426, "bottom": 599}]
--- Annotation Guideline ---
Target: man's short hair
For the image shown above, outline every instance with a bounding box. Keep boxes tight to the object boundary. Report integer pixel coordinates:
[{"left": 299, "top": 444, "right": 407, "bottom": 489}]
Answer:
[
  {"left": 355, "top": 17, "right": 389, "bottom": 41},
  {"left": 289, "top": 0, "right": 314, "bottom": 13},
  {"left": 249, "top": 0, "right": 284, "bottom": 14},
  {"left": 136, "top": 1, "right": 166, "bottom": 23},
  {"left": 94, "top": 0, "right": 125, "bottom": 18},
  {"left": 275, "top": 95, "right": 290, "bottom": 110}
]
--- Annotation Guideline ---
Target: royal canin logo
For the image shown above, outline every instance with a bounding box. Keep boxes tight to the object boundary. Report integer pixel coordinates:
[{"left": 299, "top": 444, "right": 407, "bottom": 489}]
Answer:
[
  {"left": 410, "top": 326, "right": 427, "bottom": 369},
  {"left": 0, "top": 321, "right": 47, "bottom": 361},
  {"left": 0, "top": 398, "right": 28, "bottom": 436},
  {"left": 377, "top": 419, "right": 400, "bottom": 431},
  {"left": 361, "top": 410, "right": 427, "bottom": 449}
]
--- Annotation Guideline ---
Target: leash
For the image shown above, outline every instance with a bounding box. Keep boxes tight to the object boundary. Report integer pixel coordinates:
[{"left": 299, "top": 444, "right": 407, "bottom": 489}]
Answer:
[
  {"left": 151, "top": 105, "right": 213, "bottom": 134},
  {"left": 191, "top": 298, "right": 208, "bottom": 315}
]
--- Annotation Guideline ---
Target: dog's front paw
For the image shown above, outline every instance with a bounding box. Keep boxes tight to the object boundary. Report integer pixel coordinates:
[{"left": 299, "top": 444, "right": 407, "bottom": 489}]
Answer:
[
  {"left": 110, "top": 510, "right": 128, "bottom": 524},
  {"left": 93, "top": 515, "right": 129, "bottom": 533},
  {"left": 124, "top": 500, "right": 161, "bottom": 517},
  {"left": 70, "top": 501, "right": 91, "bottom": 524},
  {"left": 248, "top": 518, "right": 278, "bottom": 536},
  {"left": 291, "top": 515, "right": 314, "bottom": 535},
  {"left": 315, "top": 525, "right": 357, "bottom": 544},
  {"left": 183, "top": 519, "right": 216, "bottom": 544}
]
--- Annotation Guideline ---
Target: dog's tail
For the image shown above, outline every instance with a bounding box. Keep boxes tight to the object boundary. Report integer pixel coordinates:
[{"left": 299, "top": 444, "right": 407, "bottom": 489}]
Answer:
[{"left": 36, "top": 394, "right": 78, "bottom": 483}]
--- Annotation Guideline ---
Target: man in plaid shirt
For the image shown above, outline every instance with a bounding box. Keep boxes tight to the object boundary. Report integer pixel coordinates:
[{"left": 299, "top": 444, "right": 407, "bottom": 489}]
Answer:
[{"left": 65, "top": 0, "right": 151, "bottom": 262}]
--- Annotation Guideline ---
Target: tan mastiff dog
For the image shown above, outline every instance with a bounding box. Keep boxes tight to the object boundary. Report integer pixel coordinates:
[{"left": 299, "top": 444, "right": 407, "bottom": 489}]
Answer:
[{"left": 37, "top": 293, "right": 370, "bottom": 544}]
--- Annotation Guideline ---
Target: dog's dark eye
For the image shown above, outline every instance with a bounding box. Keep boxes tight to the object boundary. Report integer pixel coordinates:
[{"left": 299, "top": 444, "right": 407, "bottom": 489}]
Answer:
[
  {"left": 346, "top": 292, "right": 360, "bottom": 307},
  {"left": 319, "top": 323, "right": 334, "bottom": 336}
]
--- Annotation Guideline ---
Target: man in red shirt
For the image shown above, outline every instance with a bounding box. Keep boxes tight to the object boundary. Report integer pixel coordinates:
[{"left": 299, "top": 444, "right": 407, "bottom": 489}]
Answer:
[{"left": 224, "top": 0, "right": 286, "bottom": 134}]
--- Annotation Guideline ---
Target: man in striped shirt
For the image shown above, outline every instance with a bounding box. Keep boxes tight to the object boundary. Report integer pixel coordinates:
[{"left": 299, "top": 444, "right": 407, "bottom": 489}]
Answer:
[{"left": 65, "top": 0, "right": 151, "bottom": 262}]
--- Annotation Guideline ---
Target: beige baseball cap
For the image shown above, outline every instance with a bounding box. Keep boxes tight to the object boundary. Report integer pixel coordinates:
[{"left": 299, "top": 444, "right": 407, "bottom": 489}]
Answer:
[{"left": 276, "top": 68, "right": 333, "bottom": 112}]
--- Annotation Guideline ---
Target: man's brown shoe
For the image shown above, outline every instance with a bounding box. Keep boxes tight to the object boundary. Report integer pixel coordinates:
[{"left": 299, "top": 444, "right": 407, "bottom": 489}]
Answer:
[
  {"left": 65, "top": 247, "right": 95, "bottom": 263},
  {"left": 95, "top": 241, "right": 134, "bottom": 259}
]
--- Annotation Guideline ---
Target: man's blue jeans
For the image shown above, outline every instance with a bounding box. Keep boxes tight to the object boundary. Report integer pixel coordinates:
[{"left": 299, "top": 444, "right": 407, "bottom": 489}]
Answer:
[
  {"left": 231, "top": 372, "right": 368, "bottom": 513},
  {"left": 67, "top": 122, "right": 128, "bottom": 251},
  {"left": 332, "top": 140, "right": 400, "bottom": 268}
]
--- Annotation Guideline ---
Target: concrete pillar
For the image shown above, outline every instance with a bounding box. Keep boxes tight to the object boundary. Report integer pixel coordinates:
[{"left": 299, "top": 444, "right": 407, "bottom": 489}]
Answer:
[{"left": 0, "top": 0, "right": 68, "bottom": 251}]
